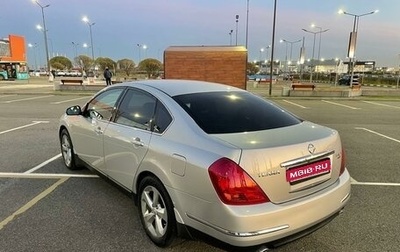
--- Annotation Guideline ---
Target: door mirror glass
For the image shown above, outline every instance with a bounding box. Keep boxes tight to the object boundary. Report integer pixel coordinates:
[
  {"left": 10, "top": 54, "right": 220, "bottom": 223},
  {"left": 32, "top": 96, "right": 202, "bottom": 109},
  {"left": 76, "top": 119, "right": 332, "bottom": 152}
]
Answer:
[{"left": 66, "top": 105, "right": 82, "bottom": 116}]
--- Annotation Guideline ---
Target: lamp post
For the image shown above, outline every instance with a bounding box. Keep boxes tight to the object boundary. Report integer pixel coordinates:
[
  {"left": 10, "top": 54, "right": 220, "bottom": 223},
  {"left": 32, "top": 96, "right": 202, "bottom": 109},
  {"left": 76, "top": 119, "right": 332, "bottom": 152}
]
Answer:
[
  {"left": 229, "top": 30, "right": 233, "bottom": 45},
  {"left": 265, "top": 45, "right": 271, "bottom": 67},
  {"left": 310, "top": 24, "right": 329, "bottom": 61},
  {"left": 137, "top": 44, "right": 141, "bottom": 63},
  {"left": 302, "top": 28, "right": 328, "bottom": 83},
  {"left": 259, "top": 48, "right": 264, "bottom": 72},
  {"left": 279, "top": 39, "right": 288, "bottom": 74},
  {"left": 71, "top": 42, "right": 79, "bottom": 58},
  {"left": 334, "top": 58, "right": 340, "bottom": 86},
  {"left": 397, "top": 54, "right": 400, "bottom": 89},
  {"left": 136, "top": 44, "right": 147, "bottom": 63},
  {"left": 71, "top": 42, "right": 79, "bottom": 65},
  {"left": 33, "top": 33, "right": 53, "bottom": 58},
  {"left": 268, "top": 0, "right": 277, "bottom": 96},
  {"left": 37, "top": 25, "right": 53, "bottom": 59},
  {"left": 83, "top": 43, "right": 90, "bottom": 56},
  {"left": 338, "top": 9, "right": 378, "bottom": 88},
  {"left": 235, "top": 14, "right": 239, "bottom": 46},
  {"left": 280, "top": 39, "right": 301, "bottom": 74},
  {"left": 311, "top": 24, "right": 329, "bottom": 81},
  {"left": 47, "top": 37, "right": 54, "bottom": 57},
  {"left": 32, "top": 0, "right": 50, "bottom": 79},
  {"left": 245, "top": 0, "right": 249, "bottom": 49},
  {"left": 299, "top": 37, "right": 306, "bottom": 80},
  {"left": 143, "top": 44, "right": 148, "bottom": 59},
  {"left": 280, "top": 39, "right": 301, "bottom": 63},
  {"left": 28, "top": 43, "right": 38, "bottom": 72},
  {"left": 82, "top": 16, "right": 95, "bottom": 61}
]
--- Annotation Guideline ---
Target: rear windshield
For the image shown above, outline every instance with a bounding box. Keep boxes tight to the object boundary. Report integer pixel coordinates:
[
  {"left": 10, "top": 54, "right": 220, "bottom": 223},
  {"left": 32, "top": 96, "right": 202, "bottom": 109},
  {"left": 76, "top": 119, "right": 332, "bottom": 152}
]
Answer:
[{"left": 173, "top": 91, "right": 301, "bottom": 134}]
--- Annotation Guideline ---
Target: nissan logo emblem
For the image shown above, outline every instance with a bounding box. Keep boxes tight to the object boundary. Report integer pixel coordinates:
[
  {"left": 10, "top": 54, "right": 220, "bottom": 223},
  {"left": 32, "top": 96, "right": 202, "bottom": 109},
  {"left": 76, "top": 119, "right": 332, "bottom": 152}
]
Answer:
[{"left": 308, "top": 143, "right": 316, "bottom": 154}]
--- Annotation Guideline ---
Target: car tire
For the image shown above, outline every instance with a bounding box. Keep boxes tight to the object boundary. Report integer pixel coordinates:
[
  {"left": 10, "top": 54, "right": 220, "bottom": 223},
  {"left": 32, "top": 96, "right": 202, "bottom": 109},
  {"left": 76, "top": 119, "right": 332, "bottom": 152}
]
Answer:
[
  {"left": 60, "top": 129, "right": 80, "bottom": 170},
  {"left": 138, "top": 176, "right": 176, "bottom": 247}
]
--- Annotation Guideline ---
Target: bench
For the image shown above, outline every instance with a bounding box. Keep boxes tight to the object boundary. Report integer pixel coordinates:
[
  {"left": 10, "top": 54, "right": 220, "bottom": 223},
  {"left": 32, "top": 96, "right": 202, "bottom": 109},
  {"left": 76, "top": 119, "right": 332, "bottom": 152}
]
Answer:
[
  {"left": 256, "top": 79, "right": 274, "bottom": 86},
  {"left": 60, "top": 79, "right": 83, "bottom": 85},
  {"left": 291, "top": 84, "right": 315, "bottom": 90}
]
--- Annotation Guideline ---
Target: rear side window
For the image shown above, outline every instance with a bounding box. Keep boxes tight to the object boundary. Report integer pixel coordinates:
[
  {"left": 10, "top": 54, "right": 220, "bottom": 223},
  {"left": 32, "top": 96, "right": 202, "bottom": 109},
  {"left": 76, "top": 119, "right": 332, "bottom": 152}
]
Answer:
[
  {"left": 153, "top": 101, "right": 172, "bottom": 133},
  {"left": 173, "top": 91, "right": 301, "bottom": 134}
]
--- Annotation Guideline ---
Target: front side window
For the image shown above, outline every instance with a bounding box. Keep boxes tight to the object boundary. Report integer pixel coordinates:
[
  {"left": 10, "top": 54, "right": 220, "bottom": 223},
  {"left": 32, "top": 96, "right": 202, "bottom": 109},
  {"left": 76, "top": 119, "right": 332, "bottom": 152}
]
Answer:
[
  {"left": 86, "top": 88, "right": 124, "bottom": 121},
  {"left": 173, "top": 91, "right": 301, "bottom": 134},
  {"left": 115, "top": 88, "right": 156, "bottom": 131}
]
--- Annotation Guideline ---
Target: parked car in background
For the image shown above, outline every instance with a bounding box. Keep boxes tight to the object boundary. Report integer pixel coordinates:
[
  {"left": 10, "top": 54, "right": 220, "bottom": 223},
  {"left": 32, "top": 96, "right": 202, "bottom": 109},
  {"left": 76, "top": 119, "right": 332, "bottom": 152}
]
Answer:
[
  {"left": 247, "top": 74, "right": 275, "bottom": 82},
  {"left": 0, "top": 69, "right": 8, "bottom": 80},
  {"left": 59, "top": 79, "right": 351, "bottom": 249},
  {"left": 56, "top": 71, "right": 66, "bottom": 77},
  {"left": 338, "top": 74, "right": 359, "bottom": 85},
  {"left": 65, "top": 71, "right": 82, "bottom": 77},
  {"left": 280, "top": 74, "right": 293, "bottom": 81}
]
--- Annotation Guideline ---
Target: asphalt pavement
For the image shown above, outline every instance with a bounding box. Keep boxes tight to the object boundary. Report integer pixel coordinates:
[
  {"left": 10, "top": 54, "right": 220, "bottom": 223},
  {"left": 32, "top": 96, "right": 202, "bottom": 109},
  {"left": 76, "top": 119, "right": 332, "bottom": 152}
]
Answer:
[{"left": 1, "top": 84, "right": 400, "bottom": 251}]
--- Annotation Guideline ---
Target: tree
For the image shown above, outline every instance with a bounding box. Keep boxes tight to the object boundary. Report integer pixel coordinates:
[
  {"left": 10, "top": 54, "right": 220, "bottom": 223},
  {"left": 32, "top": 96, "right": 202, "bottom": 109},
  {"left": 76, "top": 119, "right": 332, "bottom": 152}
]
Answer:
[
  {"left": 96, "top": 57, "right": 116, "bottom": 72},
  {"left": 138, "top": 58, "right": 163, "bottom": 78},
  {"left": 76, "top": 55, "right": 93, "bottom": 74},
  {"left": 247, "top": 62, "right": 258, "bottom": 75},
  {"left": 49, "top": 56, "right": 72, "bottom": 70},
  {"left": 117, "top": 59, "right": 135, "bottom": 76}
]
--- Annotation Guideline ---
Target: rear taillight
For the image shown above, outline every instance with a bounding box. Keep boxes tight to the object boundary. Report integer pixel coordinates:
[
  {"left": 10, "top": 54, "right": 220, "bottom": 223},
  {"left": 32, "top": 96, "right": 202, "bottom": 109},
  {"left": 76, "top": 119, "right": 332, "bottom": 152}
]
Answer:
[
  {"left": 340, "top": 144, "right": 346, "bottom": 175},
  {"left": 208, "top": 158, "right": 270, "bottom": 205}
]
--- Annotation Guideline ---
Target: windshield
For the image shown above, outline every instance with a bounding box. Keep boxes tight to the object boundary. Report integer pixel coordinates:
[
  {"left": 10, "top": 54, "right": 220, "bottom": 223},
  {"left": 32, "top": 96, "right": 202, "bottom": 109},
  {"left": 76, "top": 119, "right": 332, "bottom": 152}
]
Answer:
[{"left": 173, "top": 91, "right": 301, "bottom": 134}]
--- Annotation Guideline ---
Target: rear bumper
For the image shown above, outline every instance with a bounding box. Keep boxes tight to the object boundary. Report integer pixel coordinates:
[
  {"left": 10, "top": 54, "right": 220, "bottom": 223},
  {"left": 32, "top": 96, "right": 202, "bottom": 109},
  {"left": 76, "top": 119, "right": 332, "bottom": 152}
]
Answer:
[
  {"left": 268, "top": 207, "right": 343, "bottom": 248},
  {"left": 184, "top": 169, "right": 351, "bottom": 247}
]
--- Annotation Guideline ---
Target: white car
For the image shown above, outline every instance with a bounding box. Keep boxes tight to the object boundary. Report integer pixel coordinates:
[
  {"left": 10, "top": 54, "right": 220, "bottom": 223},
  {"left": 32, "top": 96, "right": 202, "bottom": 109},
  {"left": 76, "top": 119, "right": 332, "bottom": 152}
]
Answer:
[{"left": 59, "top": 79, "right": 351, "bottom": 249}]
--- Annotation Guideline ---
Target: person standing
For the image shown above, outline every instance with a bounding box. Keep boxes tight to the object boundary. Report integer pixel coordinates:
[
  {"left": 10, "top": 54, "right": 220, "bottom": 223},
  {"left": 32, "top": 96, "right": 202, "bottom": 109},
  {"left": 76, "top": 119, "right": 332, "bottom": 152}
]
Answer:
[{"left": 103, "top": 67, "right": 112, "bottom": 86}]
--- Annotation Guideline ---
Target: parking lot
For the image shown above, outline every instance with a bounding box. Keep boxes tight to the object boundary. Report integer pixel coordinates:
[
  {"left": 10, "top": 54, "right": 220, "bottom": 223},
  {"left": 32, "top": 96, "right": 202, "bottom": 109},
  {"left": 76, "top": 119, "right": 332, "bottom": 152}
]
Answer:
[{"left": 1, "top": 92, "right": 400, "bottom": 251}]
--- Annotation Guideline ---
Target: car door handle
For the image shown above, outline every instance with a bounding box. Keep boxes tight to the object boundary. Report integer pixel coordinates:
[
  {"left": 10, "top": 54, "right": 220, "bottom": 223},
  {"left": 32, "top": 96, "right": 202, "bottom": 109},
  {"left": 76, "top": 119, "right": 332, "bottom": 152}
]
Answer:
[
  {"left": 94, "top": 127, "right": 103, "bottom": 135},
  {"left": 131, "top": 137, "right": 145, "bottom": 147}
]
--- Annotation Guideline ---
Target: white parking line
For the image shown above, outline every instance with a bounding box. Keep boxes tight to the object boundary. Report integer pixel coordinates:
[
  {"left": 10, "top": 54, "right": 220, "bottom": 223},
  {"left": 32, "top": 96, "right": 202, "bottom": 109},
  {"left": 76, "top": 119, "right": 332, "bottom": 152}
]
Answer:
[
  {"left": 0, "top": 95, "right": 17, "bottom": 98},
  {"left": 355, "top": 127, "right": 400, "bottom": 144},
  {"left": 282, "top": 100, "right": 308, "bottom": 109},
  {"left": 24, "top": 154, "right": 62, "bottom": 173},
  {"left": 350, "top": 177, "right": 358, "bottom": 183},
  {"left": 50, "top": 96, "right": 91, "bottom": 105},
  {"left": 0, "top": 177, "right": 69, "bottom": 230},
  {"left": 0, "top": 172, "right": 98, "bottom": 179},
  {"left": 363, "top": 101, "right": 400, "bottom": 109},
  {"left": 1, "top": 95, "right": 54, "bottom": 103},
  {"left": 0, "top": 121, "right": 49, "bottom": 135},
  {"left": 322, "top": 100, "right": 360, "bottom": 110}
]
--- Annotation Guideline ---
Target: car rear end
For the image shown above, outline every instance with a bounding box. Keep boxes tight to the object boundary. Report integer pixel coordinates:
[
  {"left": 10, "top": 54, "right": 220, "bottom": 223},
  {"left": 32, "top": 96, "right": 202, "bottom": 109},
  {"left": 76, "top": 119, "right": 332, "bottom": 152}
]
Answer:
[
  {"left": 167, "top": 85, "right": 350, "bottom": 247},
  {"left": 206, "top": 121, "right": 350, "bottom": 247}
]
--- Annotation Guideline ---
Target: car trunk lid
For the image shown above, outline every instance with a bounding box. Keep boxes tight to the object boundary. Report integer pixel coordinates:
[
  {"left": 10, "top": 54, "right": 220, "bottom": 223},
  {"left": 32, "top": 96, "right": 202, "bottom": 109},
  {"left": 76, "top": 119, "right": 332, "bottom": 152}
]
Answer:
[{"left": 212, "top": 121, "right": 343, "bottom": 203}]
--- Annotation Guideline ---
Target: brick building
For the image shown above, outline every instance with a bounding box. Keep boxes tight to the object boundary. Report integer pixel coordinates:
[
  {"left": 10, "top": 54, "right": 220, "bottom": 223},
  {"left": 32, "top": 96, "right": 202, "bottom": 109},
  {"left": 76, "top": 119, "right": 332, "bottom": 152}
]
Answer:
[{"left": 164, "top": 46, "right": 247, "bottom": 89}]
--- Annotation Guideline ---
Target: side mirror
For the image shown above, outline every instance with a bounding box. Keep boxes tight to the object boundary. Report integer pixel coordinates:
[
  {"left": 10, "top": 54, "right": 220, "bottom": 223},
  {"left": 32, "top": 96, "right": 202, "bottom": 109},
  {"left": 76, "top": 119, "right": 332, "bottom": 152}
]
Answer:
[{"left": 66, "top": 105, "right": 82, "bottom": 116}]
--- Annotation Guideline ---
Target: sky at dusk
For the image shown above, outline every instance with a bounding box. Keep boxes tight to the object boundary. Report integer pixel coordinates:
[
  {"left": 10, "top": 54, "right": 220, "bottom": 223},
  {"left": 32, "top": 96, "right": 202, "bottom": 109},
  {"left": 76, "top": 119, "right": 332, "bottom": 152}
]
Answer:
[{"left": 1, "top": 0, "right": 398, "bottom": 68}]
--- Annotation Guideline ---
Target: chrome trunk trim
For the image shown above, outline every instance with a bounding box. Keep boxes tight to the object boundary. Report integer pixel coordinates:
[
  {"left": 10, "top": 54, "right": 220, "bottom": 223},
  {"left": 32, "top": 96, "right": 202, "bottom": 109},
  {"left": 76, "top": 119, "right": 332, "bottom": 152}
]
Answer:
[{"left": 280, "top": 150, "right": 335, "bottom": 170}]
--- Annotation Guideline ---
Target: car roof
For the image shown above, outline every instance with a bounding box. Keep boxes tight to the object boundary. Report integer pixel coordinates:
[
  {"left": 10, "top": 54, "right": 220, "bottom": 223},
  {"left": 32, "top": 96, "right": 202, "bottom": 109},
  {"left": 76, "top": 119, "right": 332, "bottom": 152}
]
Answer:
[{"left": 115, "top": 79, "right": 244, "bottom": 96}]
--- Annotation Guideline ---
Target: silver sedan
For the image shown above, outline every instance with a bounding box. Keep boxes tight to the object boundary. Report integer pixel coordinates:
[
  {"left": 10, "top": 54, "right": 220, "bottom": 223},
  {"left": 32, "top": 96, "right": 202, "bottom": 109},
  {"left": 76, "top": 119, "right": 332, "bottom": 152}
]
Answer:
[{"left": 59, "top": 79, "right": 351, "bottom": 249}]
